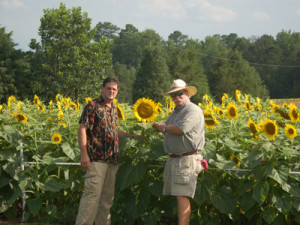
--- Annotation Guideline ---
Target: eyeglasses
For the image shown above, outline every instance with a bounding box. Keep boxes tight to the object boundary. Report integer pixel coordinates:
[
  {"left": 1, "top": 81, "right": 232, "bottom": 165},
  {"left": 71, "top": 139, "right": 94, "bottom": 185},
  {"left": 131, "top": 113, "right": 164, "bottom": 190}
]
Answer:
[{"left": 171, "top": 91, "right": 184, "bottom": 98}]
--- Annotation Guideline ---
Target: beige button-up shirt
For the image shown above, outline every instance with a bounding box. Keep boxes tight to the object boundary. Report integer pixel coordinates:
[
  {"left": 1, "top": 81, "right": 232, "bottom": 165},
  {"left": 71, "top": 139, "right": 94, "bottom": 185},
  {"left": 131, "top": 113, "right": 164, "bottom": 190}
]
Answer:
[{"left": 163, "top": 100, "right": 205, "bottom": 155}]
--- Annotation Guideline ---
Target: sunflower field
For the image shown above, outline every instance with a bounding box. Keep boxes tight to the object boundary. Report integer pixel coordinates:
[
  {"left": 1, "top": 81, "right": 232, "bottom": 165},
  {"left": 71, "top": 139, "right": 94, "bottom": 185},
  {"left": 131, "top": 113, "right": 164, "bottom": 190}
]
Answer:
[{"left": 0, "top": 91, "right": 300, "bottom": 225}]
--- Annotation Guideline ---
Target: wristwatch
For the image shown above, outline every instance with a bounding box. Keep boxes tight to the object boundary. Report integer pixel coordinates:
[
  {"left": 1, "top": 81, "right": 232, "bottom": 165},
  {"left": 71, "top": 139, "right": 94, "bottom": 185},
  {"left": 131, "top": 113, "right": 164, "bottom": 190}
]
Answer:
[{"left": 162, "top": 126, "right": 166, "bottom": 134}]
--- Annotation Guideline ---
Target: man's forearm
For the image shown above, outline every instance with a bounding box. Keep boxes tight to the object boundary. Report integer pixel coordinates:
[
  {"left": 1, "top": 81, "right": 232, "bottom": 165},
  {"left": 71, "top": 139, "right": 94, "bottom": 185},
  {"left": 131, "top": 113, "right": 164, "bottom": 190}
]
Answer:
[
  {"left": 153, "top": 122, "right": 184, "bottom": 135},
  {"left": 164, "top": 124, "right": 184, "bottom": 135},
  {"left": 78, "top": 125, "right": 88, "bottom": 155},
  {"left": 118, "top": 130, "right": 140, "bottom": 137}
]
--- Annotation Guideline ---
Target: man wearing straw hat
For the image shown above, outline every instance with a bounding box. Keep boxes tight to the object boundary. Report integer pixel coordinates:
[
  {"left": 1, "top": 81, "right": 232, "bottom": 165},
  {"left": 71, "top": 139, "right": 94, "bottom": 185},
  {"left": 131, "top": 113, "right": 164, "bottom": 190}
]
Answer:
[{"left": 153, "top": 79, "right": 206, "bottom": 225}]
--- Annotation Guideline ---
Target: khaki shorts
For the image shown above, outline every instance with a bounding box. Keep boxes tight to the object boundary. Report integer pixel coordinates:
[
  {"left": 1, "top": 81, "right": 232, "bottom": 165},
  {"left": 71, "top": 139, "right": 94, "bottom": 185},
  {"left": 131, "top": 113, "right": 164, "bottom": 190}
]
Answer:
[{"left": 163, "top": 154, "right": 203, "bottom": 198}]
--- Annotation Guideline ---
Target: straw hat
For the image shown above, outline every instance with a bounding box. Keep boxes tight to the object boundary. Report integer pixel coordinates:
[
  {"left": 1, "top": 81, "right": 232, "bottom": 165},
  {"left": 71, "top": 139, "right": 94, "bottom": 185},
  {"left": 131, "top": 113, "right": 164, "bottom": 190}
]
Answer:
[{"left": 164, "top": 79, "right": 197, "bottom": 97}]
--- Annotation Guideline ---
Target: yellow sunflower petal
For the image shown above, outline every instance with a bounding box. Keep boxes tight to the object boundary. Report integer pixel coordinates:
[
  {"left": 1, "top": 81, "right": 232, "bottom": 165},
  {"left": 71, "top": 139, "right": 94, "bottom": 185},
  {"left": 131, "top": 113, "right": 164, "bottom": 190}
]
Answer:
[
  {"left": 285, "top": 124, "right": 297, "bottom": 139},
  {"left": 260, "top": 118, "right": 278, "bottom": 140},
  {"left": 132, "top": 98, "right": 158, "bottom": 123},
  {"left": 226, "top": 103, "right": 238, "bottom": 119},
  {"left": 13, "top": 112, "right": 28, "bottom": 123},
  {"left": 117, "top": 104, "right": 125, "bottom": 121},
  {"left": 51, "top": 133, "right": 62, "bottom": 144}
]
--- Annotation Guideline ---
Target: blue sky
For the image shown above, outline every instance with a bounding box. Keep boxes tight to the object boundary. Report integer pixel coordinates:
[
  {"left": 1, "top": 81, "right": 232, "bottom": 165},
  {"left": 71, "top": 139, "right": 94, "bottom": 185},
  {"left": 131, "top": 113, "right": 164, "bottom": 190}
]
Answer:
[{"left": 1, "top": 0, "right": 300, "bottom": 51}]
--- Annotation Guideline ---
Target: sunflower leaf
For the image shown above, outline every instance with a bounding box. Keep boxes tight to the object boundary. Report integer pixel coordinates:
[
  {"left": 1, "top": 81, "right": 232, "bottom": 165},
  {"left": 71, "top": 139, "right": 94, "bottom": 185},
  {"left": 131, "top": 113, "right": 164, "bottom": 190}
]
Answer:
[{"left": 61, "top": 142, "right": 75, "bottom": 160}]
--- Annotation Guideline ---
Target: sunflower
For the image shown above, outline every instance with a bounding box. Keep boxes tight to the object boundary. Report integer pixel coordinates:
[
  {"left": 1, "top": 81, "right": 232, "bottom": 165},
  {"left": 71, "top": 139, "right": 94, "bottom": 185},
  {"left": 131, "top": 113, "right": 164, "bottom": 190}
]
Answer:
[
  {"left": 230, "top": 155, "right": 241, "bottom": 167},
  {"left": 204, "top": 110, "right": 219, "bottom": 129},
  {"left": 289, "top": 103, "right": 299, "bottom": 123},
  {"left": 16, "top": 101, "right": 23, "bottom": 111},
  {"left": 256, "top": 97, "right": 261, "bottom": 104},
  {"left": 235, "top": 90, "right": 241, "bottom": 102},
  {"left": 247, "top": 118, "right": 260, "bottom": 139},
  {"left": 85, "top": 97, "right": 92, "bottom": 105},
  {"left": 259, "top": 118, "right": 278, "bottom": 140},
  {"left": 156, "top": 102, "right": 164, "bottom": 115},
  {"left": 33, "top": 94, "right": 40, "bottom": 105},
  {"left": 57, "top": 109, "right": 64, "bottom": 121},
  {"left": 226, "top": 103, "right": 238, "bottom": 119},
  {"left": 55, "top": 94, "right": 61, "bottom": 103},
  {"left": 117, "top": 104, "right": 125, "bottom": 121},
  {"left": 49, "top": 100, "right": 54, "bottom": 112},
  {"left": 285, "top": 124, "right": 297, "bottom": 139},
  {"left": 132, "top": 98, "right": 158, "bottom": 122},
  {"left": 69, "top": 102, "right": 78, "bottom": 113},
  {"left": 58, "top": 121, "right": 67, "bottom": 128},
  {"left": 38, "top": 103, "right": 46, "bottom": 111},
  {"left": 216, "top": 108, "right": 225, "bottom": 118},
  {"left": 221, "top": 93, "right": 229, "bottom": 107},
  {"left": 0, "top": 104, "right": 3, "bottom": 113},
  {"left": 61, "top": 97, "right": 70, "bottom": 109},
  {"left": 244, "top": 100, "right": 252, "bottom": 110},
  {"left": 51, "top": 133, "right": 62, "bottom": 144},
  {"left": 168, "top": 101, "right": 175, "bottom": 114},
  {"left": 13, "top": 112, "right": 28, "bottom": 123},
  {"left": 275, "top": 108, "right": 290, "bottom": 120},
  {"left": 203, "top": 94, "right": 212, "bottom": 106},
  {"left": 8, "top": 96, "right": 16, "bottom": 111},
  {"left": 271, "top": 103, "right": 280, "bottom": 113},
  {"left": 255, "top": 103, "right": 262, "bottom": 111}
]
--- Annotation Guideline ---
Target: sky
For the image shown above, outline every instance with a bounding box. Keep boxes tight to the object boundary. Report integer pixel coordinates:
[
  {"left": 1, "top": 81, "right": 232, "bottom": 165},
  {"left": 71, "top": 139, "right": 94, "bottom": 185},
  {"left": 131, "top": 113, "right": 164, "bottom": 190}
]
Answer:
[{"left": 1, "top": 0, "right": 300, "bottom": 51}]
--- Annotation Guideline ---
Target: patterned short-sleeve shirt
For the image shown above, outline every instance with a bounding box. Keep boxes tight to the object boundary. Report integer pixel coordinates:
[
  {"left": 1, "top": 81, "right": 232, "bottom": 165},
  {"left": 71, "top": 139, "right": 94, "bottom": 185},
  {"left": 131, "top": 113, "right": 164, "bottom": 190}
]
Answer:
[{"left": 79, "top": 96, "right": 119, "bottom": 164}]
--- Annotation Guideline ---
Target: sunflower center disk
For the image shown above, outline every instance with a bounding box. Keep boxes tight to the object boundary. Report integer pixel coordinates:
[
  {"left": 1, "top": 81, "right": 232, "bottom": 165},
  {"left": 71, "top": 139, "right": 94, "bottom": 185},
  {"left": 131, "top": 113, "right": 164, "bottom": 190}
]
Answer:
[
  {"left": 138, "top": 103, "right": 153, "bottom": 118},
  {"left": 265, "top": 123, "right": 276, "bottom": 135}
]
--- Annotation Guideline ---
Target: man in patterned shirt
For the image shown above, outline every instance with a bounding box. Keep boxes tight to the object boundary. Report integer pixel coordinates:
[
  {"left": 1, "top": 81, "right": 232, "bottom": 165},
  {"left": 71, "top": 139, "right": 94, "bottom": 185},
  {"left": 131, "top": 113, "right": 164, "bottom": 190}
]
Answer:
[{"left": 76, "top": 77, "right": 139, "bottom": 225}]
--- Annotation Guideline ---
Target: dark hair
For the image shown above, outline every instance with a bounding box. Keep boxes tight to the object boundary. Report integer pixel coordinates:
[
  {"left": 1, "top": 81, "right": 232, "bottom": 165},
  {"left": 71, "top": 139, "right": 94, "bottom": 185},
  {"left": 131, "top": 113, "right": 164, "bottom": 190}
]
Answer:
[{"left": 102, "top": 77, "right": 119, "bottom": 88}]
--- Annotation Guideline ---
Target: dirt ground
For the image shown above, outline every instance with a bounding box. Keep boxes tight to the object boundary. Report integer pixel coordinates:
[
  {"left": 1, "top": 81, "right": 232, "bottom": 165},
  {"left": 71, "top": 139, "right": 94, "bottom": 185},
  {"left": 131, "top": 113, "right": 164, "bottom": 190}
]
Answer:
[{"left": 272, "top": 98, "right": 300, "bottom": 107}]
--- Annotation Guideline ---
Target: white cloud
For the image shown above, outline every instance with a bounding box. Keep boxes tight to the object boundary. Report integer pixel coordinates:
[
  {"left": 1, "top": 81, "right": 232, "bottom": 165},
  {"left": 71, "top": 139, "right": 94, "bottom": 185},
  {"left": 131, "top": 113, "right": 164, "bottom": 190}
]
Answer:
[
  {"left": 0, "top": 0, "right": 26, "bottom": 9},
  {"left": 138, "top": 0, "right": 236, "bottom": 22},
  {"left": 296, "top": 9, "right": 300, "bottom": 17},
  {"left": 253, "top": 11, "right": 270, "bottom": 20},
  {"left": 190, "top": 0, "right": 237, "bottom": 22},
  {"left": 139, "top": 0, "right": 187, "bottom": 19}
]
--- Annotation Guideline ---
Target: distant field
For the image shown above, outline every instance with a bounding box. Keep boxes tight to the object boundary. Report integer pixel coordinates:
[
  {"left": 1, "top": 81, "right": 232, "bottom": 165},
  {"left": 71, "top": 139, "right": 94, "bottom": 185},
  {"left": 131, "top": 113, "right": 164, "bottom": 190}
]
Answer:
[{"left": 271, "top": 98, "right": 300, "bottom": 107}]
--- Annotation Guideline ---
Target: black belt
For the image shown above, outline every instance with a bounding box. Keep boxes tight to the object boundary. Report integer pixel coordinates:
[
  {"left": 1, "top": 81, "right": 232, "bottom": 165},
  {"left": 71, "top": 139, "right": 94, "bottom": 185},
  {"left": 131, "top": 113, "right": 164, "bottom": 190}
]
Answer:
[{"left": 169, "top": 151, "right": 199, "bottom": 158}]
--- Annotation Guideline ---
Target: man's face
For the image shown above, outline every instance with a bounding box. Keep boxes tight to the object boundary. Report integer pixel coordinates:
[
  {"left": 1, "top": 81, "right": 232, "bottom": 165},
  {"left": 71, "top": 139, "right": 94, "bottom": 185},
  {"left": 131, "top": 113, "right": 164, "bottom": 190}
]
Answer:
[
  {"left": 102, "top": 82, "right": 118, "bottom": 102},
  {"left": 170, "top": 90, "right": 189, "bottom": 107}
]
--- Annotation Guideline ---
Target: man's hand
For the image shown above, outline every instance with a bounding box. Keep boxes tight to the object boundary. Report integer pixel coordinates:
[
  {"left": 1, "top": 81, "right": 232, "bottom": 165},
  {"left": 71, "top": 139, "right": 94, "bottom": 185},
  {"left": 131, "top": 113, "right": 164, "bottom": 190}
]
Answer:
[
  {"left": 80, "top": 153, "right": 90, "bottom": 169},
  {"left": 152, "top": 122, "right": 166, "bottom": 132}
]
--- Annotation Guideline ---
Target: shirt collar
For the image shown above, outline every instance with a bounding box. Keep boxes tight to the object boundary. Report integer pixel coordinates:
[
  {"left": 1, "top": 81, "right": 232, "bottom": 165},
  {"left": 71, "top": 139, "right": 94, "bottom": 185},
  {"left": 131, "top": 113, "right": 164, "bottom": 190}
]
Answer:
[
  {"left": 174, "top": 99, "right": 190, "bottom": 111},
  {"left": 99, "top": 96, "right": 116, "bottom": 108}
]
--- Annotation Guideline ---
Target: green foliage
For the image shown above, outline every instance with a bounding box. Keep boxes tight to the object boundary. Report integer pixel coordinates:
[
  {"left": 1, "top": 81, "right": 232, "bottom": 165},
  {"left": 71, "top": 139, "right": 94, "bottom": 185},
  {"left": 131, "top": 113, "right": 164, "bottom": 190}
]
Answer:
[
  {"left": 133, "top": 46, "right": 172, "bottom": 102},
  {"left": 94, "top": 21, "right": 120, "bottom": 41},
  {"left": 202, "top": 35, "right": 269, "bottom": 101},
  {"left": 166, "top": 39, "right": 210, "bottom": 103},
  {"left": 0, "top": 26, "right": 28, "bottom": 103},
  {"left": 112, "top": 63, "right": 136, "bottom": 104},
  {"left": 28, "top": 3, "right": 113, "bottom": 102},
  {"left": 112, "top": 25, "right": 163, "bottom": 70},
  {"left": 1, "top": 92, "right": 300, "bottom": 224}
]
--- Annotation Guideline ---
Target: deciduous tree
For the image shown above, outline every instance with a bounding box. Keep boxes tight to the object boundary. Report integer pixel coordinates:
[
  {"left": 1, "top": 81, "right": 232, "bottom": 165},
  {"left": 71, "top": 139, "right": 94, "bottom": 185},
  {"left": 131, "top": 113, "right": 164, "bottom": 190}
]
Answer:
[{"left": 29, "top": 3, "right": 112, "bottom": 102}]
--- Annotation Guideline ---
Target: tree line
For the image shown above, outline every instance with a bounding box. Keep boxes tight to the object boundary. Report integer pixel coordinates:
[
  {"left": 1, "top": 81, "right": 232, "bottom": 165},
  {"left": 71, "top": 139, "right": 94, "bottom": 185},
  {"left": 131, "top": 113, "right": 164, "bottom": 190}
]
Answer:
[{"left": 1, "top": 3, "right": 300, "bottom": 104}]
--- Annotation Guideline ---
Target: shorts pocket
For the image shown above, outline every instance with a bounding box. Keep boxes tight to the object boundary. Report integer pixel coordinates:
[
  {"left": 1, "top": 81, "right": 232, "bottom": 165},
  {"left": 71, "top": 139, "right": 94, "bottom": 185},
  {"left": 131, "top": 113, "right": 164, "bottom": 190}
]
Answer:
[
  {"left": 174, "top": 158, "right": 191, "bottom": 184},
  {"left": 174, "top": 174, "right": 190, "bottom": 184},
  {"left": 177, "top": 157, "right": 191, "bottom": 173}
]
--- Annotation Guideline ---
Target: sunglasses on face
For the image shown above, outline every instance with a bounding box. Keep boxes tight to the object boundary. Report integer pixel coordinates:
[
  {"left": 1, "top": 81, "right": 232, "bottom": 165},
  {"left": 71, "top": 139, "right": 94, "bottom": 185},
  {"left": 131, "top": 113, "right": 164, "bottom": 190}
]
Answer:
[{"left": 171, "top": 91, "right": 184, "bottom": 98}]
